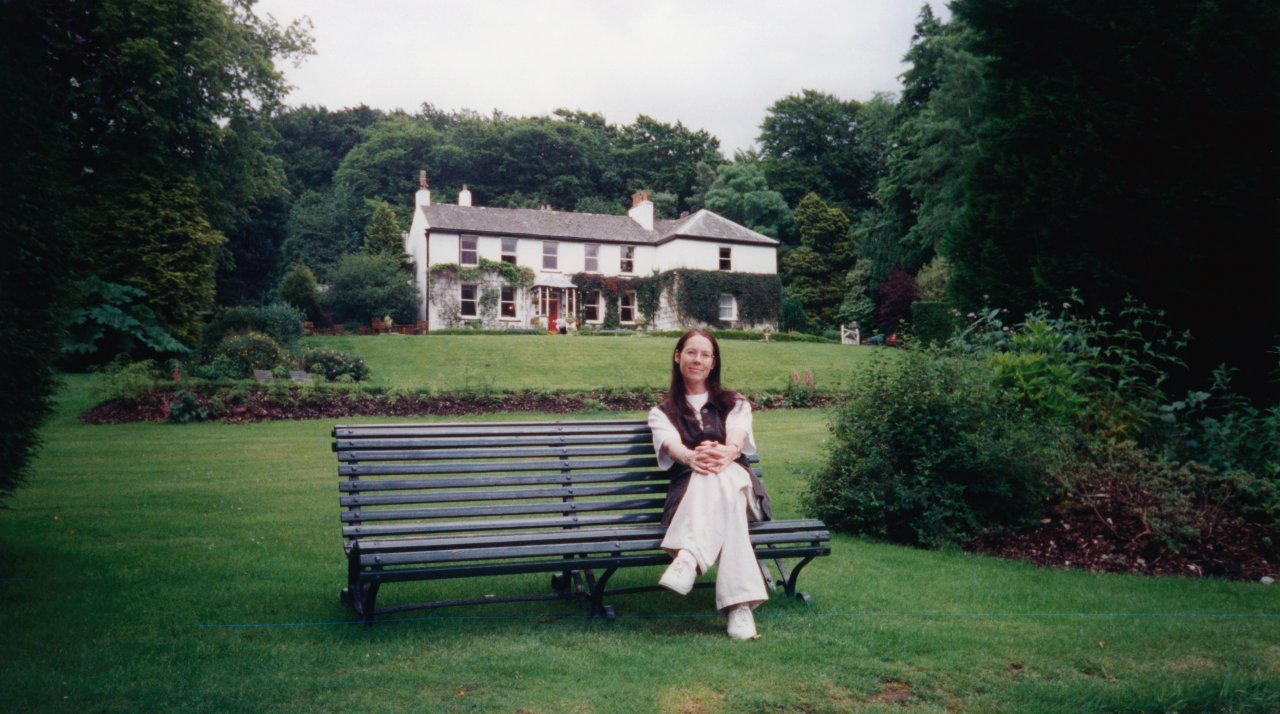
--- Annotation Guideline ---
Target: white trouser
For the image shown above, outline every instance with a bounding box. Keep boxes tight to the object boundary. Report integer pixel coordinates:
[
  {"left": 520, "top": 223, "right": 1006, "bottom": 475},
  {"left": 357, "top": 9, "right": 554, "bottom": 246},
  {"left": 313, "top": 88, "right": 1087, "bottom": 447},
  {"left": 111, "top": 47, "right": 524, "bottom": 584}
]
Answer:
[{"left": 660, "top": 462, "right": 768, "bottom": 612}]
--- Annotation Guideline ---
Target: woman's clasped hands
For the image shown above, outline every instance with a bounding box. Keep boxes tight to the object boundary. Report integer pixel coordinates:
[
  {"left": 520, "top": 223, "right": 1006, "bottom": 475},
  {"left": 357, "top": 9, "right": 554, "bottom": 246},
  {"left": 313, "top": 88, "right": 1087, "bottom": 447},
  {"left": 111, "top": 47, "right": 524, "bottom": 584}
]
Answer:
[{"left": 689, "top": 440, "right": 738, "bottom": 476}]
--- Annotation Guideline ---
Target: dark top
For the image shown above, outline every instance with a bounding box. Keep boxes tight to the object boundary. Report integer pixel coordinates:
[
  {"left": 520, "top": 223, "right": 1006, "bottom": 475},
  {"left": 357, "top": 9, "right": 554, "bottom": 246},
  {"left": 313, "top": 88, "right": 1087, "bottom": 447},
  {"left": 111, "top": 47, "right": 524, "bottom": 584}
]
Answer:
[{"left": 656, "top": 397, "right": 774, "bottom": 526}]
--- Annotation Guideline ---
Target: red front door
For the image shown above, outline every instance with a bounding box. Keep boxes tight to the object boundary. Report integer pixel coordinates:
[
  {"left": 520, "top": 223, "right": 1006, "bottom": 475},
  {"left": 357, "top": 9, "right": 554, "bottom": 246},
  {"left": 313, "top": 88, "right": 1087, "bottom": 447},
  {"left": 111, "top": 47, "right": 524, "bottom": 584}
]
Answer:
[{"left": 548, "top": 294, "right": 560, "bottom": 333}]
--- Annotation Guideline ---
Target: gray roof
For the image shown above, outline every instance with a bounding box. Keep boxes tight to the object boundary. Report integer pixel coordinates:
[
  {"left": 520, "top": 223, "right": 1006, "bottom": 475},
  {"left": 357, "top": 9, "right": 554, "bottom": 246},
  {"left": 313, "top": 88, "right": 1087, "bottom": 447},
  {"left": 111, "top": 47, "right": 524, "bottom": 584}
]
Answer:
[{"left": 419, "top": 204, "right": 778, "bottom": 247}]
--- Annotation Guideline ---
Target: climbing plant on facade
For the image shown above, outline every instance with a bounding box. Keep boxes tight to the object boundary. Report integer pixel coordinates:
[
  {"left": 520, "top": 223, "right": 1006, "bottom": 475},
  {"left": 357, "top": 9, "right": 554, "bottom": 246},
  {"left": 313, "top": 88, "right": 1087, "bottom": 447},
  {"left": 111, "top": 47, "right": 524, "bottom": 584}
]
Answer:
[{"left": 429, "top": 259, "right": 535, "bottom": 327}]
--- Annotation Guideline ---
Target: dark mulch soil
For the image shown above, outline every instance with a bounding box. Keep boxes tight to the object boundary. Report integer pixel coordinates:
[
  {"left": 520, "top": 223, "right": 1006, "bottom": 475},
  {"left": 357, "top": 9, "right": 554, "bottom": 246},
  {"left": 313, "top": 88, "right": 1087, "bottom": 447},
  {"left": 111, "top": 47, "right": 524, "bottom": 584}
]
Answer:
[{"left": 971, "top": 499, "right": 1279, "bottom": 583}]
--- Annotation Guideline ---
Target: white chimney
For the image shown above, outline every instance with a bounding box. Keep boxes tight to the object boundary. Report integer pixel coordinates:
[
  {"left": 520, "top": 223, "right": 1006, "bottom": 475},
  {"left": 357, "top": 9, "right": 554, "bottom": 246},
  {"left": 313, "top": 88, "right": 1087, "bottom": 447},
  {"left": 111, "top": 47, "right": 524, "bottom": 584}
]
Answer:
[
  {"left": 628, "top": 189, "right": 654, "bottom": 231},
  {"left": 458, "top": 184, "right": 472, "bottom": 207},
  {"left": 416, "top": 170, "right": 432, "bottom": 207}
]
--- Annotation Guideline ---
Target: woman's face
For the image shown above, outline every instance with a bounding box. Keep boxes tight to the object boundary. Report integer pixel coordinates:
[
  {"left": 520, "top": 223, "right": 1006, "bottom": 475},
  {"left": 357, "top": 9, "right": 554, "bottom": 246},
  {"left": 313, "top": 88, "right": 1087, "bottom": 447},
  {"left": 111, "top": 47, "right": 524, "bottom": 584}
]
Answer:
[{"left": 675, "top": 334, "right": 716, "bottom": 390}]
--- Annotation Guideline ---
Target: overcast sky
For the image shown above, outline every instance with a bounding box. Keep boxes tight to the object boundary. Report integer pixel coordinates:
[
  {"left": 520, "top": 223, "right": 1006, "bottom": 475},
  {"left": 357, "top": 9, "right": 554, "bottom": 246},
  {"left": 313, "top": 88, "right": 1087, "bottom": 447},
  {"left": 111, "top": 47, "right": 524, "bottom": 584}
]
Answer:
[{"left": 255, "top": 0, "right": 949, "bottom": 155}]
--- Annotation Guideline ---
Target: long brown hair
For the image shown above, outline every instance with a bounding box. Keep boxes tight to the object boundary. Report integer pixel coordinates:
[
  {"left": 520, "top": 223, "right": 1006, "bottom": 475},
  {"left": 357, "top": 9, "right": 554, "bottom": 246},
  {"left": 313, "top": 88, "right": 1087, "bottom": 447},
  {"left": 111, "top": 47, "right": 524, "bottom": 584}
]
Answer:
[{"left": 662, "top": 328, "right": 740, "bottom": 419}]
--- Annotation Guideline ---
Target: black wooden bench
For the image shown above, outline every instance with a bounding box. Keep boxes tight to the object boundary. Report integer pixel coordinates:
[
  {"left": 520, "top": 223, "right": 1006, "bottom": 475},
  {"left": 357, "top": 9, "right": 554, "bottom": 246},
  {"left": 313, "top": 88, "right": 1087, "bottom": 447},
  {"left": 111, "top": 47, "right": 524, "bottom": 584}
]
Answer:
[{"left": 334, "top": 419, "right": 831, "bottom": 624}]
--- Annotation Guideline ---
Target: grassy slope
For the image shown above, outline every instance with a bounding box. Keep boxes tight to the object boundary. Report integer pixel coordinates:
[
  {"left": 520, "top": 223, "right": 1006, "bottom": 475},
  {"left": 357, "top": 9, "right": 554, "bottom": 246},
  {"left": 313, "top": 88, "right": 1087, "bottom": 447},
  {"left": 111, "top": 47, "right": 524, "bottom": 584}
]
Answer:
[
  {"left": 301, "top": 334, "right": 888, "bottom": 392},
  {"left": 0, "top": 366, "right": 1277, "bottom": 712}
]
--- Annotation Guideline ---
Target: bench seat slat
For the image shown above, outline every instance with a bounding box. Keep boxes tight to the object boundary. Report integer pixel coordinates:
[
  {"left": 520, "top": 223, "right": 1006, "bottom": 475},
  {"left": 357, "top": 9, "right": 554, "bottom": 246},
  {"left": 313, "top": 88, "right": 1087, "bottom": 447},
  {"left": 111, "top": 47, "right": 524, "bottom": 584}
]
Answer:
[
  {"left": 357, "top": 527, "right": 830, "bottom": 559},
  {"left": 341, "top": 482, "right": 668, "bottom": 507},
  {"left": 362, "top": 530, "right": 830, "bottom": 567},
  {"left": 352, "top": 519, "right": 831, "bottom": 553},
  {"left": 368, "top": 546, "right": 831, "bottom": 584}
]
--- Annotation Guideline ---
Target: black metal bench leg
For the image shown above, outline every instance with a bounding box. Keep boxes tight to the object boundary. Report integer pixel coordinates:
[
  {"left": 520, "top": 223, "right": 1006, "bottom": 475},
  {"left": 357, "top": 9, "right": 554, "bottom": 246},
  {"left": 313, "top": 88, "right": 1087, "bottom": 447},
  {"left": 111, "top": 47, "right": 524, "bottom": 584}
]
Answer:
[
  {"left": 353, "top": 582, "right": 381, "bottom": 626},
  {"left": 588, "top": 567, "right": 618, "bottom": 621},
  {"left": 784, "top": 555, "right": 817, "bottom": 605},
  {"left": 343, "top": 550, "right": 361, "bottom": 608}
]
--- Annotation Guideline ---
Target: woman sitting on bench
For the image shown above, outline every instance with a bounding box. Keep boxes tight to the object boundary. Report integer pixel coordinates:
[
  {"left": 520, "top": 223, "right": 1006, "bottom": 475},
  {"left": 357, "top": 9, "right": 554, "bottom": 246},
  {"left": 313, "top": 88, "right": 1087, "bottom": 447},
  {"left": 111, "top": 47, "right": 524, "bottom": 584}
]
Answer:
[{"left": 648, "top": 328, "right": 773, "bottom": 640}]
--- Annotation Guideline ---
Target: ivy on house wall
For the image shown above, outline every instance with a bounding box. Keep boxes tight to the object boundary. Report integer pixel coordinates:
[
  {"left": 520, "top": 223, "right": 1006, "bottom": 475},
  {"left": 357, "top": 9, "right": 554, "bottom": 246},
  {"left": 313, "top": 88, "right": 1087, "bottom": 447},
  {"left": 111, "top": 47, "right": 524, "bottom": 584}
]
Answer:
[
  {"left": 571, "top": 274, "right": 633, "bottom": 328},
  {"left": 571, "top": 269, "right": 780, "bottom": 329},
  {"left": 429, "top": 259, "right": 535, "bottom": 328},
  {"left": 669, "top": 270, "right": 782, "bottom": 328}
]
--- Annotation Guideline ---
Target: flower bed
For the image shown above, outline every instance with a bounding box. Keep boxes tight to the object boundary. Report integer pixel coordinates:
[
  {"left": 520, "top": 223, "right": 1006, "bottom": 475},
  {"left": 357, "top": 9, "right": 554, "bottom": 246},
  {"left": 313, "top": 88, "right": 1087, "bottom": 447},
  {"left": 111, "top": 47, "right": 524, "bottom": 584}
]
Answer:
[{"left": 80, "top": 386, "right": 842, "bottom": 425}]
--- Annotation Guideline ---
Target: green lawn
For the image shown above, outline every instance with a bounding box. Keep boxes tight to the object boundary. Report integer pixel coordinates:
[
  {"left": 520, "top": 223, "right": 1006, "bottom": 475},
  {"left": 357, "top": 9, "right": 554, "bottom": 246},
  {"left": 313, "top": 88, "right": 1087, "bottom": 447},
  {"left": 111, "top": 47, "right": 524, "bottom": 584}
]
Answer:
[
  {"left": 0, "top": 368, "right": 1277, "bottom": 712},
  {"left": 301, "top": 334, "right": 888, "bottom": 392}
]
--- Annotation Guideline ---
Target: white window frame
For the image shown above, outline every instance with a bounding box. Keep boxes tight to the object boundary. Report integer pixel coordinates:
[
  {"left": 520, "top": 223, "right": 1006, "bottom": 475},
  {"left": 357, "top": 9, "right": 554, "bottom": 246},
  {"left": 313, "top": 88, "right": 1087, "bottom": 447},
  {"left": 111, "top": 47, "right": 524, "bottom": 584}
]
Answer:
[
  {"left": 460, "top": 235, "right": 478, "bottom": 266},
  {"left": 500, "top": 286, "right": 517, "bottom": 319},
  {"left": 542, "top": 241, "right": 559, "bottom": 271},
  {"left": 460, "top": 284, "right": 478, "bottom": 317},
  {"left": 620, "top": 245, "right": 635, "bottom": 274},
  {"left": 719, "top": 246, "right": 732, "bottom": 271},
  {"left": 583, "top": 290, "right": 602, "bottom": 323},
  {"left": 719, "top": 293, "right": 737, "bottom": 322},
  {"left": 501, "top": 238, "right": 517, "bottom": 264},
  {"left": 620, "top": 291, "right": 637, "bottom": 323},
  {"left": 584, "top": 244, "right": 599, "bottom": 273}
]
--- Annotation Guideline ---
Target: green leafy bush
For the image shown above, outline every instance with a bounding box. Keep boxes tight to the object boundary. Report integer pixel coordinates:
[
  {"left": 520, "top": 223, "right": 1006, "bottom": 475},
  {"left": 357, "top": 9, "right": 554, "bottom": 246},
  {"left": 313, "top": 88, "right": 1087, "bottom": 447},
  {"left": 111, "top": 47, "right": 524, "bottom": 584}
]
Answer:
[
  {"left": 953, "top": 298, "right": 1188, "bottom": 438},
  {"left": 95, "top": 358, "right": 160, "bottom": 404},
  {"left": 212, "top": 331, "right": 291, "bottom": 378},
  {"left": 203, "top": 303, "right": 305, "bottom": 353},
  {"left": 278, "top": 263, "right": 320, "bottom": 320},
  {"left": 909, "top": 301, "right": 960, "bottom": 346},
  {"left": 63, "top": 277, "right": 189, "bottom": 361},
  {"left": 805, "top": 348, "right": 1059, "bottom": 547},
  {"left": 302, "top": 349, "right": 370, "bottom": 382},
  {"left": 322, "top": 253, "right": 418, "bottom": 325},
  {"left": 167, "top": 390, "right": 215, "bottom": 423}
]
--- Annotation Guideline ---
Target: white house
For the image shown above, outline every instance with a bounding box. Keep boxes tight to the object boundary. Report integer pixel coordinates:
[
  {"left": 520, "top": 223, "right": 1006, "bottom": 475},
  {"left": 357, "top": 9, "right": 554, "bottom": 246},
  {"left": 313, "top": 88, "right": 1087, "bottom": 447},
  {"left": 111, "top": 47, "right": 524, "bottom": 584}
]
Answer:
[{"left": 403, "top": 175, "right": 780, "bottom": 332}]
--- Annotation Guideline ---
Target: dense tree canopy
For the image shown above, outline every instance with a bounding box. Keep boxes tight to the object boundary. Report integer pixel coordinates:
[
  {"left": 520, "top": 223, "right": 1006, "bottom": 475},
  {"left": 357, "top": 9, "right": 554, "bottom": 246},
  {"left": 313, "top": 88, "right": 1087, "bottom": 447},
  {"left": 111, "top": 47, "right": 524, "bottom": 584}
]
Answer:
[
  {"left": 0, "top": 0, "right": 311, "bottom": 502},
  {"left": 949, "top": 0, "right": 1280, "bottom": 398},
  {"left": 703, "top": 160, "right": 792, "bottom": 239},
  {"left": 758, "top": 90, "right": 879, "bottom": 217}
]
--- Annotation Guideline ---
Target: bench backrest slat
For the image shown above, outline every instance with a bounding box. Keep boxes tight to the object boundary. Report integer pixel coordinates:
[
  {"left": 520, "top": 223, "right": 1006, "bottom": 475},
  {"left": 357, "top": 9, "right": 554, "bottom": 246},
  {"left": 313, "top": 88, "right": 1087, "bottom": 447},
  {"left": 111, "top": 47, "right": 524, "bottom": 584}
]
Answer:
[
  {"left": 335, "top": 433, "right": 653, "bottom": 450},
  {"left": 340, "top": 455, "right": 659, "bottom": 477},
  {"left": 340, "top": 470, "right": 669, "bottom": 493},
  {"left": 343, "top": 497, "right": 668, "bottom": 523},
  {"left": 341, "top": 482, "right": 668, "bottom": 508},
  {"left": 337, "top": 443, "right": 655, "bottom": 462}
]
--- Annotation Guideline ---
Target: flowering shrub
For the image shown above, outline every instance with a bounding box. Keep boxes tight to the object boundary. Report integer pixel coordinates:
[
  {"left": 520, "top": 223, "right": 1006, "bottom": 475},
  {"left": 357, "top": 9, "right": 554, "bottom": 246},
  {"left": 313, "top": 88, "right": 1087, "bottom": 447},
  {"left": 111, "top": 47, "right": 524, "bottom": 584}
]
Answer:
[
  {"left": 211, "top": 331, "right": 291, "bottom": 378},
  {"left": 781, "top": 370, "right": 819, "bottom": 408},
  {"left": 302, "top": 349, "right": 370, "bottom": 382}
]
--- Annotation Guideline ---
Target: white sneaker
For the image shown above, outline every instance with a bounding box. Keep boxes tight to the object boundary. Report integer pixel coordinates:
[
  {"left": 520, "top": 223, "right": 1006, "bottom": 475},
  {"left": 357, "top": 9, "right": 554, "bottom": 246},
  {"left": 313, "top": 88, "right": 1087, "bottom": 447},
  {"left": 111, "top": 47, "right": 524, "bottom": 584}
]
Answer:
[
  {"left": 658, "top": 551, "right": 697, "bottom": 595},
  {"left": 727, "top": 604, "right": 759, "bottom": 640}
]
